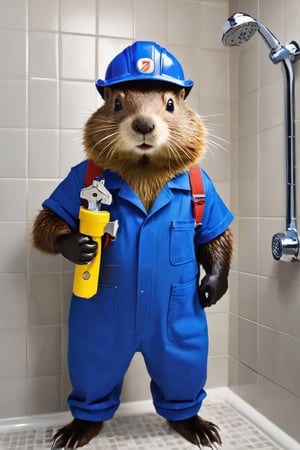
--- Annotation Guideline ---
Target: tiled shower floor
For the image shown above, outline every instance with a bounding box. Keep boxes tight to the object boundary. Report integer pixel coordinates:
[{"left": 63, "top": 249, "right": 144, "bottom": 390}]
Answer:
[{"left": 0, "top": 398, "right": 282, "bottom": 449}]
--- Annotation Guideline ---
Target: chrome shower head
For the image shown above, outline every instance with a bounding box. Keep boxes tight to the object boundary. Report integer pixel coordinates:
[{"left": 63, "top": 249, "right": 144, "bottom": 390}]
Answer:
[
  {"left": 222, "top": 12, "right": 258, "bottom": 46},
  {"left": 222, "top": 12, "right": 281, "bottom": 52}
]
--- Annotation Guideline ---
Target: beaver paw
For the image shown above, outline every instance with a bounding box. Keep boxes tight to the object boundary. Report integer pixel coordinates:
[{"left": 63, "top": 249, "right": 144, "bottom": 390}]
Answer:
[
  {"left": 168, "top": 415, "right": 222, "bottom": 448},
  {"left": 51, "top": 418, "right": 103, "bottom": 449}
]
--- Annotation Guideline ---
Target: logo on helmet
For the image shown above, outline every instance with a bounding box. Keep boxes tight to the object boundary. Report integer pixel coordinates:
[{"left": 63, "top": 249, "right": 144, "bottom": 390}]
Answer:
[{"left": 136, "top": 58, "right": 154, "bottom": 74}]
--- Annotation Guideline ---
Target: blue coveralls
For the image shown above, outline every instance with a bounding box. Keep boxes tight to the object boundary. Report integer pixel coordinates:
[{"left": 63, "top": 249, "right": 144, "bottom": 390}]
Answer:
[{"left": 43, "top": 160, "right": 233, "bottom": 422}]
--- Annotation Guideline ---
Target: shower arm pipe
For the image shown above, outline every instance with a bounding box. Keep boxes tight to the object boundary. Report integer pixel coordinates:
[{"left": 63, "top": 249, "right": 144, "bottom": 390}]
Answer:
[
  {"left": 269, "top": 42, "right": 300, "bottom": 262},
  {"left": 257, "top": 22, "right": 281, "bottom": 53},
  {"left": 282, "top": 56, "right": 297, "bottom": 233}
]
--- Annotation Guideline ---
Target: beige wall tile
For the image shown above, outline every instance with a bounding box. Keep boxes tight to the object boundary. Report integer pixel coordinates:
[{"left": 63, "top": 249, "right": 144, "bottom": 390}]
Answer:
[
  {"left": 121, "top": 353, "right": 151, "bottom": 402},
  {"left": 259, "top": 277, "right": 300, "bottom": 339},
  {"left": 134, "top": 0, "right": 167, "bottom": 43},
  {"left": 259, "top": 125, "right": 285, "bottom": 217},
  {"left": 283, "top": 0, "right": 300, "bottom": 45},
  {"left": 229, "top": 271, "right": 239, "bottom": 315},
  {"left": 239, "top": 44, "right": 259, "bottom": 96},
  {"left": 228, "top": 313, "right": 238, "bottom": 359},
  {"left": 207, "top": 313, "right": 229, "bottom": 356},
  {"left": 258, "top": 325, "right": 300, "bottom": 397},
  {"left": 0, "top": 274, "right": 26, "bottom": 327},
  {"left": 238, "top": 273, "right": 258, "bottom": 321},
  {"left": 28, "top": 273, "right": 62, "bottom": 326},
  {"left": 238, "top": 218, "right": 258, "bottom": 274},
  {"left": 238, "top": 317, "right": 257, "bottom": 371},
  {"left": 239, "top": 91, "right": 259, "bottom": 138},
  {"left": 98, "top": 0, "right": 133, "bottom": 38},
  {"left": 0, "top": 378, "right": 28, "bottom": 419},
  {"left": 0, "top": 328, "right": 27, "bottom": 379},
  {"left": 26, "top": 376, "right": 62, "bottom": 415},
  {"left": 237, "top": 0, "right": 258, "bottom": 18},
  {"left": 230, "top": 361, "right": 259, "bottom": 405},
  {"left": 27, "top": 326, "right": 62, "bottom": 377},
  {"left": 207, "top": 355, "right": 228, "bottom": 388},
  {"left": 60, "top": 0, "right": 96, "bottom": 35},
  {"left": 257, "top": 376, "right": 300, "bottom": 442},
  {"left": 239, "top": 134, "right": 258, "bottom": 217},
  {"left": 259, "top": 80, "right": 284, "bottom": 132}
]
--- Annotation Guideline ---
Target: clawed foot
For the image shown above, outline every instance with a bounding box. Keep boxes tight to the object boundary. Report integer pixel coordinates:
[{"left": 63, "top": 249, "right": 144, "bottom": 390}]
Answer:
[
  {"left": 51, "top": 418, "right": 103, "bottom": 449},
  {"left": 168, "top": 415, "right": 222, "bottom": 448}
]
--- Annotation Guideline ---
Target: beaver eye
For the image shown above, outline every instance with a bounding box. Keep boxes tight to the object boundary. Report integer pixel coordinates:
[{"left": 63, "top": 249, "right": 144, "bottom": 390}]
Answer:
[
  {"left": 114, "top": 98, "right": 122, "bottom": 112},
  {"left": 166, "top": 98, "right": 174, "bottom": 112}
]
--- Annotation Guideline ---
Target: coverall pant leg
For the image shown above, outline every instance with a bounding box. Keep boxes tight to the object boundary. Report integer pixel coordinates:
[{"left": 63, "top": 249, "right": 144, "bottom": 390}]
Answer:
[
  {"left": 67, "top": 294, "right": 137, "bottom": 422},
  {"left": 142, "top": 287, "right": 209, "bottom": 421}
]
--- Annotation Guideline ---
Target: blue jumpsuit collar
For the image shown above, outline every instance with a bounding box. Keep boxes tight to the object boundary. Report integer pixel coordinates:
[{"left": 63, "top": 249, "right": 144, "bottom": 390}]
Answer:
[{"left": 102, "top": 169, "right": 191, "bottom": 217}]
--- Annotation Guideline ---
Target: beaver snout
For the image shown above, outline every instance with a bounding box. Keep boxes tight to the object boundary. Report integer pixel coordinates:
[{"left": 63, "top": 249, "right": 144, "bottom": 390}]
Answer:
[{"left": 132, "top": 115, "right": 155, "bottom": 134}]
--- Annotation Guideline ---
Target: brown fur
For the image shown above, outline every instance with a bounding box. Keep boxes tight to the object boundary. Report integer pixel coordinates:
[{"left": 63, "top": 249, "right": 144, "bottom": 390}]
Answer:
[
  {"left": 32, "top": 207, "right": 71, "bottom": 254},
  {"left": 197, "top": 228, "right": 234, "bottom": 277}
]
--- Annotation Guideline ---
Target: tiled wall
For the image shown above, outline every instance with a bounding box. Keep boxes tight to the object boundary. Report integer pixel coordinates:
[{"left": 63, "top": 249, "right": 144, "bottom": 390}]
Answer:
[
  {"left": 0, "top": 0, "right": 229, "bottom": 418},
  {"left": 228, "top": 0, "right": 300, "bottom": 443}
]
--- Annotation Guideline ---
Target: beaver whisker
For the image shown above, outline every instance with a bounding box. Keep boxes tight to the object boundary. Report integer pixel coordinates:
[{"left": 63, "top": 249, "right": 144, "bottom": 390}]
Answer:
[
  {"left": 88, "top": 126, "right": 118, "bottom": 133},
  {"left": 169, "top": 141, "right": 193, "bottom": 162},
  {"left": 98, "top": 138, "right": 120, "bottom": 156},
  {"left": 206, "top": 136, "right": 228, "bottom": 153},
  {"left": 92, "top": 132, "right": 120, "bottom": 150},
  {"left": 86, "top": 118, "right": 119, "bottom": 129},
  {"left": 167, "top": 142, "right": 180, "bottom": 161},
  {"left": 87, "top": 126, "right": 119, "bottom": 138},
  {"left": 94, "top": 143, "right": 116, "bottom": 165},
  {"left": 205, "top": 129, "right": 229, "bottom": 145},
  {"left": 167, "top": 143, "right": 187, "bottom": 165},
  {"left": 168, "top": 128, "right": 202, "bottom": 147},
  {"left": 201, "top": 112, "right": 225, "bottom": 120}
]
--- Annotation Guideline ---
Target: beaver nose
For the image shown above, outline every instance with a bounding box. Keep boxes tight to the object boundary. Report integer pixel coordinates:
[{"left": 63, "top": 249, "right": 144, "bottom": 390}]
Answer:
[{"left": 132, "top": 116, "right": 155, "bottom": 134}]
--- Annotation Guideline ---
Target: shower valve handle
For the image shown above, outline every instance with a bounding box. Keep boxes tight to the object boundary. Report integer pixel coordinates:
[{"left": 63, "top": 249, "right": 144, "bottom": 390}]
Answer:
[{"left": 271, "top": 230, "right": 299, "bottom": 262}]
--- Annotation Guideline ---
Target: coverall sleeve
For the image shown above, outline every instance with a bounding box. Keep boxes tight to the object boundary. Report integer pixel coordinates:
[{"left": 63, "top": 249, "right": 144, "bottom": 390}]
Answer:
[
  {"left": 195, "top": 169, "right": 234, "bottom": 246},
  {"left": 42, "top": 161, "right": 87, "bottom": 231}
]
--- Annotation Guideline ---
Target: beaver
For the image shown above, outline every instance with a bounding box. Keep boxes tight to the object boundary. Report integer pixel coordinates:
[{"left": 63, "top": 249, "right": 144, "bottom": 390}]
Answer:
[{"left": 32, "top": 41, "right": 233, "bottom": 449}]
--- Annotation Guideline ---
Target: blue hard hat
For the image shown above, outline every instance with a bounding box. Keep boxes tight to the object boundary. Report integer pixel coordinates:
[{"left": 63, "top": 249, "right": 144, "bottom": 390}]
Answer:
[{"left": 96, "top": 41, "right": 194, "bottom": 98}]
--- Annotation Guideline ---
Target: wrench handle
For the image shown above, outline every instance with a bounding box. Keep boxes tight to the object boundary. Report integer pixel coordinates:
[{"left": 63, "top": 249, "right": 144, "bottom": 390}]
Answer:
[{"left": 73, "top": 208, "right": 110, "bottom": 299}]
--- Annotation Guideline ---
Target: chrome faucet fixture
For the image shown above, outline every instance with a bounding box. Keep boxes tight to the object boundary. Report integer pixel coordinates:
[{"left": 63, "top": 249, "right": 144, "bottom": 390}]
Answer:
[{"left": 222, "top": 12, "right": 300, "bottom": 262}]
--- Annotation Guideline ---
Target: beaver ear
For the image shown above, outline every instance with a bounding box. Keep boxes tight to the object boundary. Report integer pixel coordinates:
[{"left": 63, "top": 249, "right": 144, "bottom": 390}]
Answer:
[
  {"left": 177, "top": 88, "right": 186, "bottom": 101},
  {"left": 103, "top": 87, "right": 113, "bottom": 101}
]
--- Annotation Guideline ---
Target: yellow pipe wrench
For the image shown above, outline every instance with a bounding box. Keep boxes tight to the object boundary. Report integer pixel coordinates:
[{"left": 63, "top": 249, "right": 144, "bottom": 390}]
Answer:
[{"left": 73, "top": 178, "right": 118, "bottom": 299}]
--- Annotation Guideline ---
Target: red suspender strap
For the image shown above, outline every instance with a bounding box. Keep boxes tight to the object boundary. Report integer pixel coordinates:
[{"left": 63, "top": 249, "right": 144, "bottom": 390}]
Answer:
[
  {"left": 85, "top": 160, "right": 111, "bottom": 251},
  {"left": 189, "top": 165, "right": 205, "bottom": 224},
  {"left": 85, "top": 159, "right": 103, "bottom": 186}
]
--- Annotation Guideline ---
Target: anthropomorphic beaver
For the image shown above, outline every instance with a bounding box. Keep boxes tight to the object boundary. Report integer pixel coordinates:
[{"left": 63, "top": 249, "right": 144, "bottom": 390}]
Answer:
[{"left": 32, "top": 41, "right": 233, "bottom": 449}]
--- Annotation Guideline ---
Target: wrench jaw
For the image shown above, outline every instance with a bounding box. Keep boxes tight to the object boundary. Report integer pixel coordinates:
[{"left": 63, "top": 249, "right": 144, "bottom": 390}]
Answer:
[
  {"left": 80, "top": 178, "right": 112, "bottom": 211},
  {"left": 104, "top": 220, "right": 119, "bottom": 240},
  {"left": 80, "top": 178, "right": 119, "bottom": 240}
]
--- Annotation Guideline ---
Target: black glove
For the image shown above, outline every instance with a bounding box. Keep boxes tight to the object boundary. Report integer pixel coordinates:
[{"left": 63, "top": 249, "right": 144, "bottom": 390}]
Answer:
[
  {"left": 55, "top": 232, "right": 98, "bottom": 265},
  {"left": 198, "top": 273, "right": 228, "bottom": 308}
]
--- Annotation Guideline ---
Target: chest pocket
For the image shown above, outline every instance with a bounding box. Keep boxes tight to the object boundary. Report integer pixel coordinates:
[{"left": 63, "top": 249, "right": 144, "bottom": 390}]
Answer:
[{"left": 170, "top": 219, "right": 195, "bottom": 265}]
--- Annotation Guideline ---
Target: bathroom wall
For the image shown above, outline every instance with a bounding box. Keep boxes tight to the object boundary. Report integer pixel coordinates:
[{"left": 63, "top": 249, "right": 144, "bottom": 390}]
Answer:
[
  {"left": 0, "top": 0, "right": 230, "bottom": 418},
  {"left": 228, "top": 0, "right": 300, "bottom": 442}
]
